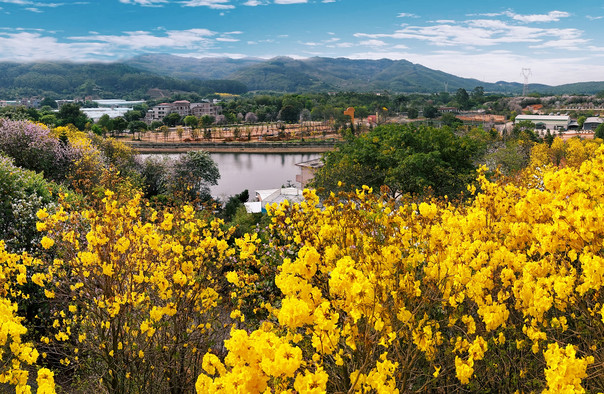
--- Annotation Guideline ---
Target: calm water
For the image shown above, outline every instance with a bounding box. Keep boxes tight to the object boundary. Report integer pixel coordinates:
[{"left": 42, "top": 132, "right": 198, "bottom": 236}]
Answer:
[{"left": 142, "top": 153, "right": 321, "bottom": 200}]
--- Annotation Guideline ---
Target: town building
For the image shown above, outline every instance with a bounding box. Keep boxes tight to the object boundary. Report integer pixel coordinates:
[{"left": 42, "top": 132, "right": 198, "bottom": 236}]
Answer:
[
  {"left": 295, "top": 158, "right": 323, "bottom": 188},
  {"left": 514, "top": 115, "right": 570, "bottom": 131},
  {"left": 145, "top": 100, "right": 222, "bottom": 123},
  {"left": 81, "top": 107, "right": 132, "bottom": 122},
  {"left": 582, "top": 117, "right": 603, "bottom": 131}
]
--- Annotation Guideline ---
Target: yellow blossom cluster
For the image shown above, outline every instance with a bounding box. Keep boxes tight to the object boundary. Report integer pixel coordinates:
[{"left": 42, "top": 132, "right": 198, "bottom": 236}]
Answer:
[
  {"left": 0, "top": 242, "right": 56, "bottom": 393},
  {"left": 4, "top": 134, "right": 604, "bottom": 392},
  {"left": 197, "top": 143, "right": 604, "bottom": 392},
  {"left": 35, "top": 191, "right": 234, "bottom": 393}
]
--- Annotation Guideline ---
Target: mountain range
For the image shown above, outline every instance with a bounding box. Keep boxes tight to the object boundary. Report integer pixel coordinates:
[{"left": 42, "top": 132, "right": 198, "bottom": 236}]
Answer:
[
  {"left": 2, "top": 54, "right": 604, "bottom": 99},
  {"left": 125, "top": 54, "right": 604, "bottom": 95}
]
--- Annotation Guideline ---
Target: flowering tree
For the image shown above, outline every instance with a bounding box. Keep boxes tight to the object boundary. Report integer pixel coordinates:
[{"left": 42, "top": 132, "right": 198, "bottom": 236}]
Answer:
[
  {"left": 197, "top": 143, "right": 604, "bottom": 393},
  {"left": 36, "top": 191, "right": 234, "bottom": 393},
  {"left": 0, "top": 120, "right": 82, "bottom": 183}
]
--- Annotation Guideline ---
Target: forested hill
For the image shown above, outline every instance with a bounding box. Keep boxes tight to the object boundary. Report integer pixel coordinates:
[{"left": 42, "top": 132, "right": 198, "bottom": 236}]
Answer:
[
  {"left": 3, "top": 56, "right": 604, "bottom": 99},
  {"left": 126, "top": 54, "right": 604, "bottom": 95},
  {"left": 0, "top": 62, "right": 248, "bottom": 99}
]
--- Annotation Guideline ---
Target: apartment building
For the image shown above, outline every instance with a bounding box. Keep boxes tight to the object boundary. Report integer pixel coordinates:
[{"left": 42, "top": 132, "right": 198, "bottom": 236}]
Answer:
[{"left": 145, "top": 100, "right": 222, "bottom": 123}]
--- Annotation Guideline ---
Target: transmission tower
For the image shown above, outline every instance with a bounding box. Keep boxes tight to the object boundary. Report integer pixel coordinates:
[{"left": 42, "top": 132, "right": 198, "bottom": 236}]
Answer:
[{"left": 521, "top": 68, "right": 532, "bottom": 96}]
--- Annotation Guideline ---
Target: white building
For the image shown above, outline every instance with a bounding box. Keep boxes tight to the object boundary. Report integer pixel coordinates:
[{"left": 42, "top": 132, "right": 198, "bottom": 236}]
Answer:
[
  {"left": 244, "top": 188, "right": 305, "bottom": 214},
  {"left": 81, "top": 107, "right": 132, "bottom": 122},
  {"left": 514, "top": 115, "right": 570, "bottom": 131},
  {"left": 295, "top": 158, "right": 323, "bottom": 188},
  {"left": 145, "top": 100, "right": 222, "bottom": 123}
]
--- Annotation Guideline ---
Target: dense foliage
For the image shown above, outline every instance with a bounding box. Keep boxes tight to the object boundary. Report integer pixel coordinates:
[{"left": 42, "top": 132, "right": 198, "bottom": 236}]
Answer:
[
  {"left": 0, "top": 155, "right": 65, "bottom": 253},
  {"left": 312, "top": 123, "right": 483, "bottom": 198},
  {"left": 3, "top": 117, "right": 604, "bottom": 393},
  {"left": 0, "top": 62, "right": 247, "bottom": 100}
]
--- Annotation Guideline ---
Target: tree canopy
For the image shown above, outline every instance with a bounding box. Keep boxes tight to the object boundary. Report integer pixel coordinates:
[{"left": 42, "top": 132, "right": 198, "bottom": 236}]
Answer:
[{"left": 312, "top": 123, "right": 481, "bottom": 198}]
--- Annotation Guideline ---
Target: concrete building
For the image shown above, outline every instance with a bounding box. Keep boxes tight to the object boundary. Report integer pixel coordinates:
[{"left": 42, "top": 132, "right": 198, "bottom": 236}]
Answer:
[
  {"left": 145, "top": 100, "right": 222, "bottom": 123},
  {"left": 582, "top": 117, "right": 603, "bottom": 131},
  {"left": 295, "top": 158, "right": 323, "bottom": 188},
  {"left": 81, "top": 107, "right": 132, "bottom": 122},
  {"left": 514, "top": 115, "right": 570, "bottom": 131},
  {"left": 244, "top": 188, "right": 305, "bottom": 214}
]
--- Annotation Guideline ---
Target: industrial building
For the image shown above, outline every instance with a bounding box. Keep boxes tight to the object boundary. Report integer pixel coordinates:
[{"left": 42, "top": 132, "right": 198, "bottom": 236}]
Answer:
[{"left": 514, "top": 115, "right": 570, "bottom": 131}]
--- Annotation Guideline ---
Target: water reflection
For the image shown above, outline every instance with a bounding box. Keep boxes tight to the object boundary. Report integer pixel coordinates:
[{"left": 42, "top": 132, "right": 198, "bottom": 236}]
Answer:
[
  {"left": 141, "top": 153, "right": 322, "bottom": 200},
  {"left": 210, "top": 153, "right": 321, "bottom": 200}
]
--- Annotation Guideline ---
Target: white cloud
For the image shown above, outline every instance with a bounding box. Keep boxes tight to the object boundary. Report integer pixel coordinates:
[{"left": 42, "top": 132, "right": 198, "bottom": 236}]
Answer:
[
  {"left": 69, "top": 28, "right": 216, "bottom": 50},
  {"left": 0, "top": 0, "right": 81, "bottom": 9},
  {"left": 180, "top": 51, "right": 248, "bottom": 58},
  {"left": 0, "top": 31, "right": 108, "bottom": 61},
  {"left": 181, "top": 0, "right": 234, "bottom": 8},
  {"left": 397, "top": 12, "right": 417, "bottom": 18},
  {"left": 243, "top": 0, "right": 266, "bottom": 5},
  {"left": 356, "top": 19, "right": 583, "bottom": 48},
  {"left": 359, "top": 39, "right": 387, "bottom": 47},
  {"left": 530, "top": 38, "right": 589, "bottom": 50},
  {"left": 118, "top": 0, "right": 167, "bottom": 6},
  {"left": 322, "top": 0, "right": 335, "bottom": 3},
  {"left": 587, "top": 15, "right": 603, "bottom": 20},
  {"left": 216, "top": 37, "right": 239, "bottom": 42},
  {"left": 505, "top": 10, "right": 570, "bottom": 23},
  {"left": 274, "top": 0, "right": 307, "bottom": 4}
]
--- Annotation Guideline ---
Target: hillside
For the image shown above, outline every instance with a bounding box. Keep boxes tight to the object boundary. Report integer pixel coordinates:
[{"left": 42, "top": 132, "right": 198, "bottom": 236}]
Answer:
[
  {"left": 125, "top": 54, "right": 263, "bottom": 80},
  {"left": 125, "top": 54, "right": 604, "bottom": 95},
  {"left": 2, "top": 55, "right": 604, "bottom": 98},
  {"left": 0, "top": 61, "right": 247, "bottom": 99}
]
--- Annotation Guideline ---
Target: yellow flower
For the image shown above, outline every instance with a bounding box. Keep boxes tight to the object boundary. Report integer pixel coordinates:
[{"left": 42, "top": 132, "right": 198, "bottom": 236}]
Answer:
[{"left": 41, "top": 236, "right": 54, "bottom": 249}]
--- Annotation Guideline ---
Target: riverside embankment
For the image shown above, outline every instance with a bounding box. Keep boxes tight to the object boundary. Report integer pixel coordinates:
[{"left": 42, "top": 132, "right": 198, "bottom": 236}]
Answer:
[{"left": 125, "top": 140, "right": 337, "bottom": 154}]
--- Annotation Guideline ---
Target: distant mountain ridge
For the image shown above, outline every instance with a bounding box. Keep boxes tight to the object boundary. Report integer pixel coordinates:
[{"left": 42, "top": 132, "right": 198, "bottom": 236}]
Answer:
[
  {"left": 125, "top": 54, "right": 604, "bottom": 95},
  {"left": 1, "top": 54, "right": 604, "bottom": 99}
]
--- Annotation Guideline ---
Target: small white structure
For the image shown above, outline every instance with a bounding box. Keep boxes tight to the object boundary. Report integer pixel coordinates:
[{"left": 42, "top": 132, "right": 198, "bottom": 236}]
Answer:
[
  {"left": 244, "top": 187, "right": 304, "bottom": 214},
  {"left": 295, "top": 158, "right": 323, "bottom": 188},
  {"left": 514, "top": 115, "right": 570, "bottom": 131},
  {"left": 81, "top": 107, "right": 132, "bottom": 122}
]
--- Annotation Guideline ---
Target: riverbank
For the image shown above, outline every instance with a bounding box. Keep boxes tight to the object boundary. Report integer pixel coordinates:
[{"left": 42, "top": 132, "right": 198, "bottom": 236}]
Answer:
[{"left": 125, "top": 141, "right": 337, "bottom": 154}]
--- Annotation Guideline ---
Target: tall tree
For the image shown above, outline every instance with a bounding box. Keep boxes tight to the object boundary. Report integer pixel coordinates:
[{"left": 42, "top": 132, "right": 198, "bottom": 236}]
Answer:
[
  {"left": 312, "top": 124, "right": 480, "bottom": 198},
  {"left": 57, "top": 103, "right": 89, "bottom": 130},
  {"left": 455, "top": 88, "right": 471, "bottom": 110}
]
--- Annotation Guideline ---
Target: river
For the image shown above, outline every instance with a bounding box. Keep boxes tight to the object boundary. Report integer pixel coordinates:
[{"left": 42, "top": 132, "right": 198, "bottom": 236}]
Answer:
[{"left": 141, "top": 152, "right": 322, "bottom": 200}]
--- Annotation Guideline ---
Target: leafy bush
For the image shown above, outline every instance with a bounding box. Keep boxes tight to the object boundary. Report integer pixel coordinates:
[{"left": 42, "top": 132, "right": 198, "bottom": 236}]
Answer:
[
  {"left": 312, "top": 123, "right": 481, "bottom": 198},
  {"left": 0, "top": 119, "right": 82, "bottom": 183},
  {"left": 137, "top": 151, "right": 220, "bottom": 202},
  {"left": 0, "top": 154, "right": 64, "bottom": 253}
]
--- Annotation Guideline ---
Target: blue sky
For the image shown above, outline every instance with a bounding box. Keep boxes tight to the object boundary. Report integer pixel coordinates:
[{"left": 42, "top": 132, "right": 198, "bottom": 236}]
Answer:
[{"left": 1, "top": 0, "right": 604, "bottom": 85}]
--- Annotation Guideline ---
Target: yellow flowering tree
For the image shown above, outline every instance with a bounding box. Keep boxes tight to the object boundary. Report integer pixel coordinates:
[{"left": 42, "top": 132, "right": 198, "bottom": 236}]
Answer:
[
  {"left": 198, "top": 144, "right": 604, "bottom": 392},
  {"left": 0, "top": 242, "right": 56, "bottom": 393},
  {"left": 36, "top": 191, "right": 234, "bottom": 393}
]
